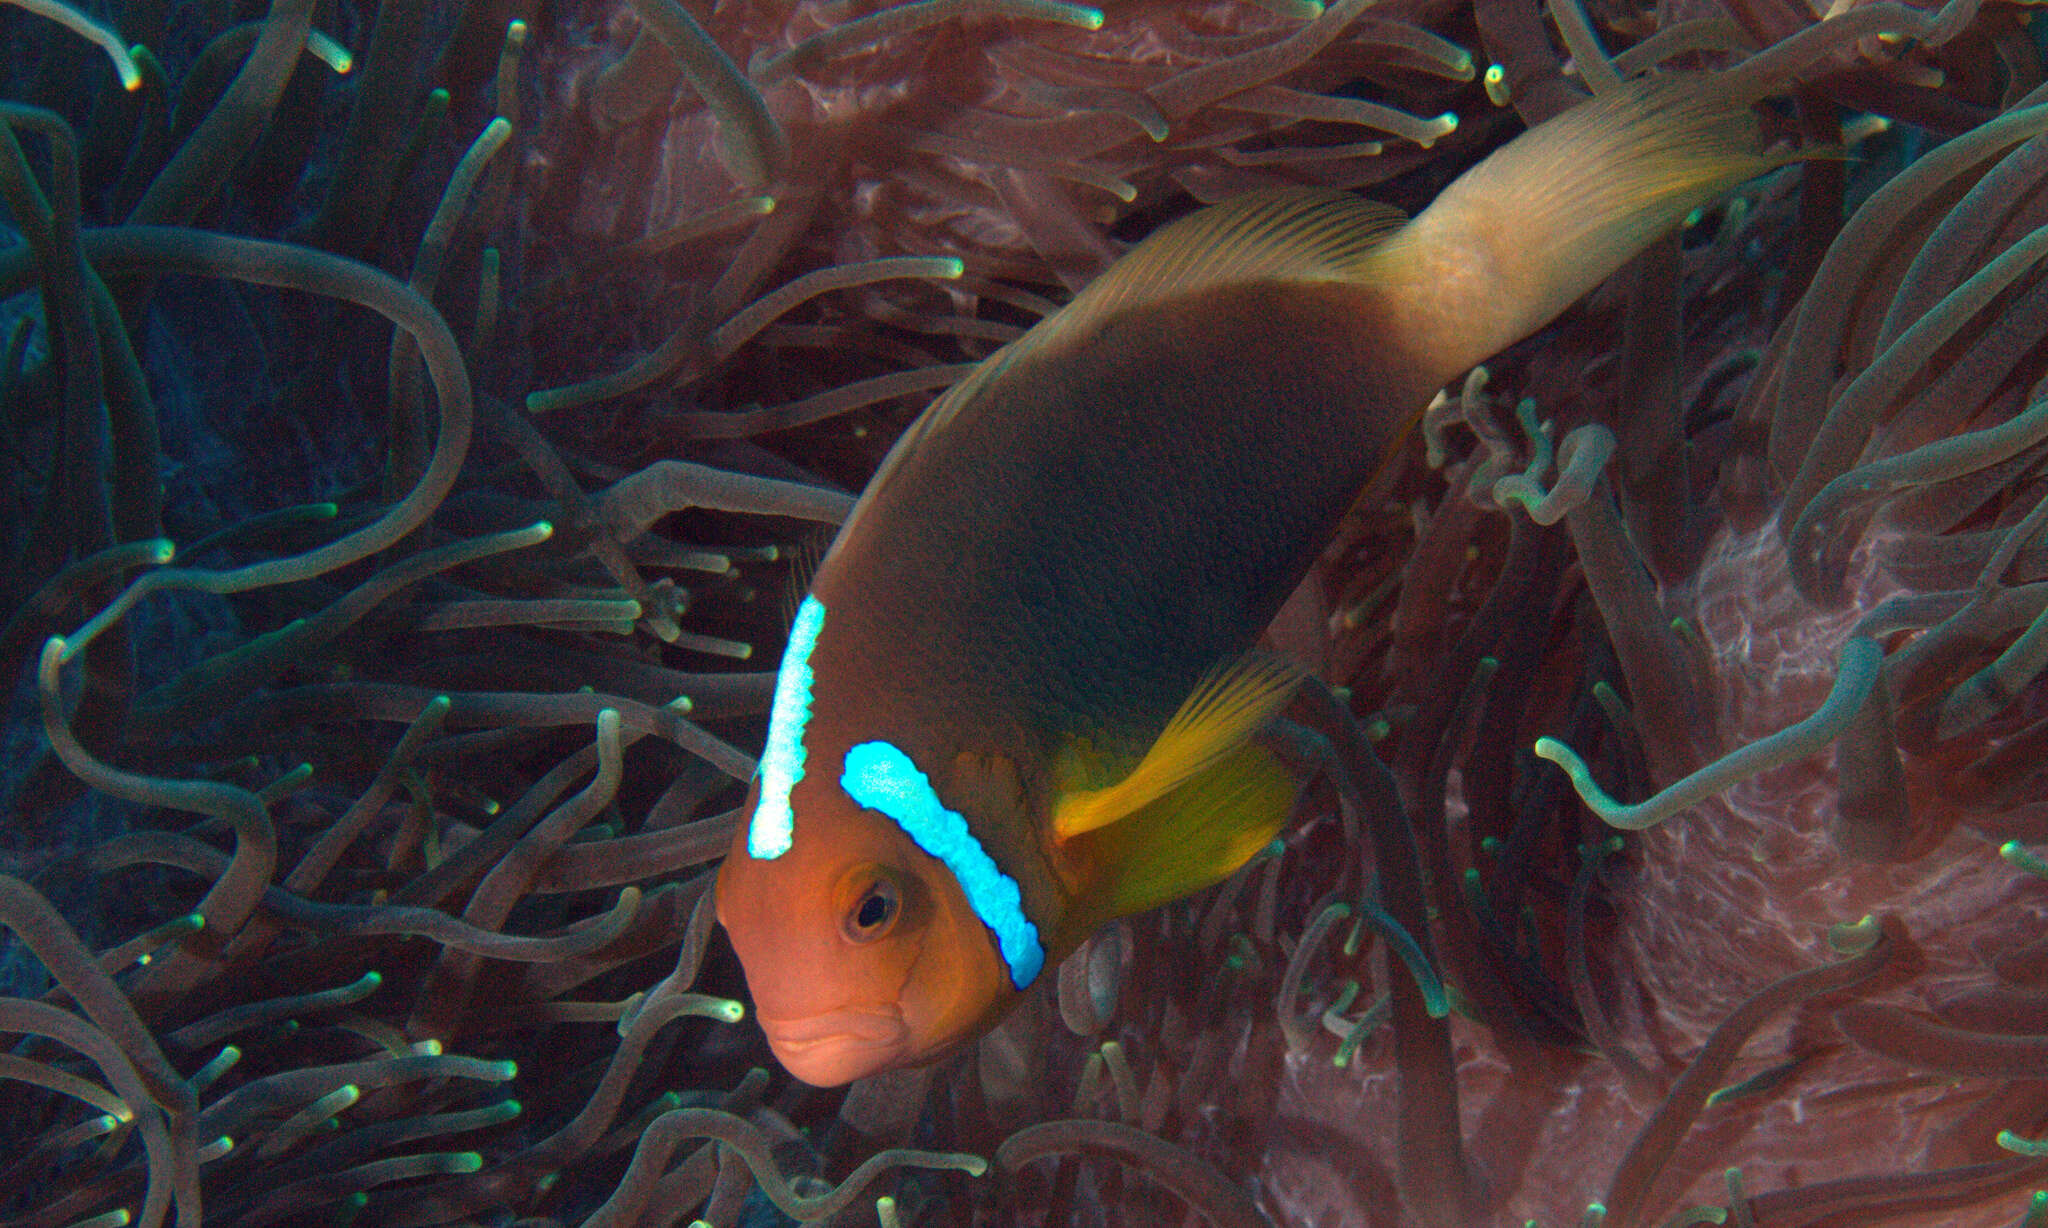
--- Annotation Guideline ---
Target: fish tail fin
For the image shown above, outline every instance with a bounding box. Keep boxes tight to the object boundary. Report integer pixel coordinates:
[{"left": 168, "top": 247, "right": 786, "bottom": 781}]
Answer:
[{"left": 1370, "top": 74, "right": 1776, "bottom": 387}]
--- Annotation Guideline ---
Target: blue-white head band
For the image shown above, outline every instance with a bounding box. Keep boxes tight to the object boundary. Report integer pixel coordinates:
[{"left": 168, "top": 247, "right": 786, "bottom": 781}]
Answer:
[
  {"left": 842, "top": 740, "right": 1046, "bottom": 989},
  {"left": 749, "top": 595, "right": 826, "bottom": 859}
]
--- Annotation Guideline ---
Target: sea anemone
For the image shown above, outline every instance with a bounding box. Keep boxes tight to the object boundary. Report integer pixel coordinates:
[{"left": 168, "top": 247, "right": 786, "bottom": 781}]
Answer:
[{"left": 2, "top": 0, "right": 2046, "bottom": 1224}]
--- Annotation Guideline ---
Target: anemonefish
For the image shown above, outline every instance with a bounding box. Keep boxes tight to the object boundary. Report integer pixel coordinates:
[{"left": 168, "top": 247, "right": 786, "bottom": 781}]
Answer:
[{"left": 715, "top": 74, "right": 1769, "bottom": 1086}]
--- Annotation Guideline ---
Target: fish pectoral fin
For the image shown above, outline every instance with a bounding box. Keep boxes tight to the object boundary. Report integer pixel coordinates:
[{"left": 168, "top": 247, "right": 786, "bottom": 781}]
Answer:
[
  {"left": 1067, "top": 742, "right": 1299, "bottom": 922},
  {"left": 1052, "top": 652, "right": 1304, "bottom": 841},
  {"left": 945, "top": 749, "right": 1029, "bottom": 832}
]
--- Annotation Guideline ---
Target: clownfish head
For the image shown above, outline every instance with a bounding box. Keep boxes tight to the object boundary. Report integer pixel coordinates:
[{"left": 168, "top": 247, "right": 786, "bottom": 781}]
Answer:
[
  {"left": 714, "top": 597, "right": 1046, "bottom": 1085},
  {"left": 714, "top": 754, "right": 1035, "bottom": 1085}
]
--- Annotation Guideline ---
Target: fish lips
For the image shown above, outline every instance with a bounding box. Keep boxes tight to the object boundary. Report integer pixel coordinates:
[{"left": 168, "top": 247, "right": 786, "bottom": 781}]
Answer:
[{"left": 758, "top": 1006, "right": 914, "bottom": 1086}]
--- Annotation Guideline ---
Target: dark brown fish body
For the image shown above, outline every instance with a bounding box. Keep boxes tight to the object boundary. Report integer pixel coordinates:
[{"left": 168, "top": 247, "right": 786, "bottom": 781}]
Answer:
[{"left": 812, "top": 277, "right": 1426, "bottom": 763}]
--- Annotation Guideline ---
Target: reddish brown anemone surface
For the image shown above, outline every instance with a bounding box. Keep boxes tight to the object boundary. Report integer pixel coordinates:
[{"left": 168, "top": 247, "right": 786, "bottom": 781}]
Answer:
[{"left": 4, "top": 0, "right": 2046, "bottom": 1224}]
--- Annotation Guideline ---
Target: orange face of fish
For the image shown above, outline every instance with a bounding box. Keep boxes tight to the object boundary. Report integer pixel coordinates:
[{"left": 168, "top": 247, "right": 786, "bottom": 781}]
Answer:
[{"left": 714, "top": 774, "right": 1012, "bottom": 1086}]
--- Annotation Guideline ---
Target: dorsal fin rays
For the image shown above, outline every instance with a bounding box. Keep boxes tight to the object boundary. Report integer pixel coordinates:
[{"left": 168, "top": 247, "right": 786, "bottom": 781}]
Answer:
[
  {"left": 777, "top": 529, "right": 830, "bottom": 628},
  {"left": 829, "top": 331, "right": 1028, "bottom": 547},
  {"left": 1052, "top": 652, "right": 1306, "bottom": 842},
  {"left": 1050, "top": 187, "right": 1406, "bottom": 351},
  {"left": 849, "top": 188, "right": 1409, "bottom": 520}
]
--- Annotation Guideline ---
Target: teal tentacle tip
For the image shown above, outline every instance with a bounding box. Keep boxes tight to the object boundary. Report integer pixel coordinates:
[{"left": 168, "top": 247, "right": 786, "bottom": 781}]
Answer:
[
  {"left": 1825, "top": 915, "right": 1881, "bottom": 953},
  {"left": 2001, "top": 840, "right": 2048, "bottom": 882},
  {"left": 1998, "top": 1129, "right": 2048, "bottom": 1157},
  {"left": 700, "top": 997, "right": 745, "bottom": 1023},
  {"left": 1484, "top": 64, "right": 1511, "bottom": 107},
  {"left": 306, "top": 30, "right": 353, "bottom": 73},
  {"left": 1357, "top": 901, "right": 1448, "bottom": 1018},
  {"left": 1533, "top": 736, "right": 1615, "bottom": 813}
]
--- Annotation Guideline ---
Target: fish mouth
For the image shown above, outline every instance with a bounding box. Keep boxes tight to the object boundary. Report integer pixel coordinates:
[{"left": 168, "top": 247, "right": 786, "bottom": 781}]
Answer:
[
  {"left": 759, "top": 1006, "right": 907, "bottom": 1048},
  {"left": 757, "top": 1007, "right": 911, "bottom": 1085}
]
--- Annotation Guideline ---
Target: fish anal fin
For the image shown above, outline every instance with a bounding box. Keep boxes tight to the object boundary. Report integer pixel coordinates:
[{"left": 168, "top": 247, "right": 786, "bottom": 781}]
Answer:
[
  {"left": 1052, "top": 652, "right": 1304, "bottom": 841},
  {"left": 1066, "top": 743, "right": 1298, "bottom": 923}
]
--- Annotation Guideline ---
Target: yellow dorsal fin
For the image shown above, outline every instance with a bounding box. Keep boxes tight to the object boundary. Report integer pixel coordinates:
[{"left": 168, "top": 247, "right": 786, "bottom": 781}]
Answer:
[
  {"left": 1053, "top": 652, "right": 1305, "bottom": 842},
  {"left": 1066, "top": 743, "right": 1299, "bottom": 925}
]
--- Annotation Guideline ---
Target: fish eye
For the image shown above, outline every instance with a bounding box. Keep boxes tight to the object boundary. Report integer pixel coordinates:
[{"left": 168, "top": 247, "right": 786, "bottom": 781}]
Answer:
[{"left": 843, "top": 877, "right": 901, "bottom": 942}]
